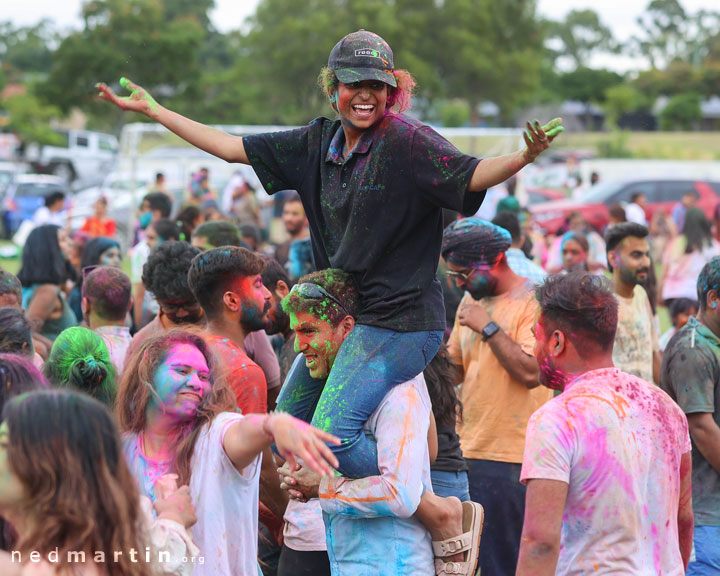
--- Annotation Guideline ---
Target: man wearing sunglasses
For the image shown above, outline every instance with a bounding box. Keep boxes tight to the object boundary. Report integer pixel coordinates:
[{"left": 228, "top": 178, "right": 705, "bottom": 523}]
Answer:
[
  {"left": 275, "top": 269, "right": 482, "bottom": 576},
  {"left": 441, "top": 218, "right": 553, "bottom": 576}
]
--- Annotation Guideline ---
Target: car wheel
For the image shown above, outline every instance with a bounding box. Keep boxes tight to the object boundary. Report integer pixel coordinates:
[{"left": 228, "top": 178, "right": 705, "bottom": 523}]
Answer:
[{"left": 50, "top": 162, "right": 75, "bottom": 184}]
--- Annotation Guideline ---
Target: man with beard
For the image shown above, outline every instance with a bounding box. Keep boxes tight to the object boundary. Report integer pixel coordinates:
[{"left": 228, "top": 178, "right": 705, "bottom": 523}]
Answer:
[
  {"left": 441, "top": 218, "right": 553, "bottom": 575},
  {"left": 260, "top": 256, "right": 295, "bottom": 395},
  {"left": 187, "top": 246, "right": 288, "bottom": 568},
  {"left": 274, "top": 194, "right": 310, "bottom": 268},
  {"left": 187, "top": 246, "right": 272, "bottom": 415},
  {"left": 605, "top": 222, "right": 661, "bottom": 383},
  {"left": 517, "top": 272, "right": 693, "bottom": 575},
  {"left": 126, "top": 241, "right": 204, "bottom": 359}
]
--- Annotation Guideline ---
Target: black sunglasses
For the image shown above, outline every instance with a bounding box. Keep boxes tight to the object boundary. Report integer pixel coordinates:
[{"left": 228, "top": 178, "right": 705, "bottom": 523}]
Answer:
[{"left": 290, "top": 283, "right": 351, "bottom": 317}]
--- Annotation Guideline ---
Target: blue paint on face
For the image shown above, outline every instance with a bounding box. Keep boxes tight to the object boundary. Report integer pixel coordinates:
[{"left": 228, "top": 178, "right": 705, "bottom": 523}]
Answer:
[{"left": 150, "top": 344, "right": 211, "bottom": 421}]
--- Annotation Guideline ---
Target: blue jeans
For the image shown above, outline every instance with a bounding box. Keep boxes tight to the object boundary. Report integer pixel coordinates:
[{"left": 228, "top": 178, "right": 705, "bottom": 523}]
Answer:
[
  {"left": 687, "top": 526, "right": 720, "bottom": 575},
  {"left": 466, "top": 458, "right": 525, "bottom": 576},
  {"left": 431, "top": 470, "right": 471, "bottom": 502},
  {"left": 276, "top": 325, "right": 443, "bottom": 478}
]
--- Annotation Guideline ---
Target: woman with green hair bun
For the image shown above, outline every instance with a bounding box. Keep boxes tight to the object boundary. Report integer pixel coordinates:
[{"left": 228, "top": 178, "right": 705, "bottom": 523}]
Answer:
[{"left": 43, "top": 326, "right": 117, "bottom": 407}]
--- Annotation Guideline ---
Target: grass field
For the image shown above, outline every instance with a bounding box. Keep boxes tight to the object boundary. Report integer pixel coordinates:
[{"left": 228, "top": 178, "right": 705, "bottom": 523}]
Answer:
[{"left": 445, "top": 131, "right": 720, "bottom": 160}]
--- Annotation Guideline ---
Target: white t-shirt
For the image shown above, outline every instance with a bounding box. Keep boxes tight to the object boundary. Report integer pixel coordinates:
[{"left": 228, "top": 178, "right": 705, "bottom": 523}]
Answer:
[
  {"left": 625, "top": 202, "right": 647, "bottom": 226},
  {"left": 318, "top": 375, "right": 434, "bottom": 575},
  {"left": 521, "top": 368, "right": 691, "bottom": 575},
  {"left": 123, "top": 412, "right": 262, "bottom": 576}
]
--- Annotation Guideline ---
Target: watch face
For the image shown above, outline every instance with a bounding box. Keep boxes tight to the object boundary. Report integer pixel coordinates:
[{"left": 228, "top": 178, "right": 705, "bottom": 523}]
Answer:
[{"left": 482, "top": 321, "right": 499, "bottom": 340}]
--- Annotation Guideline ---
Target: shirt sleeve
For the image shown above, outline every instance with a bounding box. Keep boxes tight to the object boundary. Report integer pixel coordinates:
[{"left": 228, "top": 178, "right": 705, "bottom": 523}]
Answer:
[
  {"left": 243, "top": 331, "right": 282, "bottom": 390},
  {"left": 520, "top": 403, "right": 573, "bottom": 485},
  {"left": 665, "top": 342, "right": 717, "bottom": 414},
  {"left": 410, "top": 125, "right": 483, "bottom": 214},
  {"left": 319, "top": 384, "right": 429, "bottom": 518},
  {"left": 243, "top": 122, "right": 316, "bottom": 195}
]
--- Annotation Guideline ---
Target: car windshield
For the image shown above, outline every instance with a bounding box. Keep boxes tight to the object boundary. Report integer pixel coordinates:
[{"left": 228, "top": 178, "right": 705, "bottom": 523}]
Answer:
[
  {"left": 15, "top": 183, "right": 65, "bottom": 198},
  {"left": 582, "top": 181, "right": 626, "bottom": 203}
]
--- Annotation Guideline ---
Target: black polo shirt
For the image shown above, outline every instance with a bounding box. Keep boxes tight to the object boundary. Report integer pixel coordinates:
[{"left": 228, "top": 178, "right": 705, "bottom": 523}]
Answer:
[{"left": 243, "top": 113, "right": 484, "bottom": 332}]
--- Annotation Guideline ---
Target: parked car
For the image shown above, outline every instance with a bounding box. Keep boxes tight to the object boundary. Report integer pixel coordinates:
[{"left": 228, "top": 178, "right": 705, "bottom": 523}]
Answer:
[
  {"left": 525, "top": 187, "right": 566, "bottom": 205},
  {"left": 24, "top": 130, "right": 118, "bottom": 187},
  {"left": 0, "top": 161, "right": 27, "bottom": 197},
  {"left": 2, "top": 174, "right": 70, "bottom": 238},
  {"left": 530, "top": 179, "right": 720, "bottom": 235}
]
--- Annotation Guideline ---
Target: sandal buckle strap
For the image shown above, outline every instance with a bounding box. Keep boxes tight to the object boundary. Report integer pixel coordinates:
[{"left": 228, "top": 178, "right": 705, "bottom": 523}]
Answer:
[
  {"left": 432, "top": 533, "right": 472, "bottom": 557},
  {"left": 443, "top": 562, "right": 469, "bottom": 575}
]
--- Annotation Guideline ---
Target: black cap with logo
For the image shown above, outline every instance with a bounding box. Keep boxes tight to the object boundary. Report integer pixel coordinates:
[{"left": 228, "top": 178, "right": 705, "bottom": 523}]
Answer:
[{"left": 328, "top": 30, "right": 397, "bottom": 87}]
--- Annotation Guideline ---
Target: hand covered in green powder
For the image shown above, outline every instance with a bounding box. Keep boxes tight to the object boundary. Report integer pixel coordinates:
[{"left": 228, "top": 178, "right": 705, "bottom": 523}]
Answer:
[
  {"left": 277, "top": 461, "right": 321, "bottom": 502},
  {"left": 521, "top": 117, "right": 564, "bottom": 163},
  {"left": 95, "top": 77, "right": 160, "bottom": 116}
]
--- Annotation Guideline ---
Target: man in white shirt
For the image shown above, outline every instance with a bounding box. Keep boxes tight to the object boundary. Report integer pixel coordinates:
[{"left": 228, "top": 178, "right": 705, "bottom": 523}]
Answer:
[
  {"left": 517, "top": 272, "right": 693, "bottom": 575},
  {"left": 276, "top": 269, "right": 483, "bottom": 576},
  {"left": 604, "top": 222, "right": 661, "bottom": 382},
  {"left": 625, "top": 192, "right": 648, "bottom": 226}
]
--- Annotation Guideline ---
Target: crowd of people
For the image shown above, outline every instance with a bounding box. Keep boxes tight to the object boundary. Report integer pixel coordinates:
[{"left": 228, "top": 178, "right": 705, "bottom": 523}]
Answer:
[{"left": 0, "top": 28, "right": 716, "bottom": 576}]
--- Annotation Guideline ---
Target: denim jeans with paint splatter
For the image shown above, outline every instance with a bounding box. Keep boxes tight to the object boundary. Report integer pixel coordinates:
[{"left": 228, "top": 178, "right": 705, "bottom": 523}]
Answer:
[{"left": 276, "top": 324, "right": 443, "bottom": 478}]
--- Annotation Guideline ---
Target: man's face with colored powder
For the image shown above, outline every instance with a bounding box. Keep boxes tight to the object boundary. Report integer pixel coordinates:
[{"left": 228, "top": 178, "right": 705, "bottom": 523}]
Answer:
[
  {"left": 447, "top": 259, "right": 499, "bottom": 300},
  {"left": 291, "top": 311, "right": 347, "bottom": 379},
  {"left": 150, "top": 344, "right": 211, "bottom": 421},
  {"left": 532, "top": 313, "right": 567, "bottom": 391},
  {"left": 610, "top": 236, "right": 651, "bottom": 287},
  {"left": 562, "top": 238, "right": 587, "bottom": 272},
  {"left": 233, "top": 274, "right": 272, "bottom": 333},
  {"left": 335, "top": 80, "right": 388, "bottom": 132}
]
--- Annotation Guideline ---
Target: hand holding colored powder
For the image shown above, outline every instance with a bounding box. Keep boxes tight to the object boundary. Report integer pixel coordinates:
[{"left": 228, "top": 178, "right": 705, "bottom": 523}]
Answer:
[
  {"left": 95, "top": 77, "right": 160, "bottom": 115},
  {"left": 522, "top": 117, "right": 564, "bottom": 163}
]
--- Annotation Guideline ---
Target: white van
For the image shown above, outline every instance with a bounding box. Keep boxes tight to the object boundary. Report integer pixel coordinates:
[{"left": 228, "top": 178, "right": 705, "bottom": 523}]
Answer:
[{"left": 25, "top": 129, "right": 118, "bottom": 186}]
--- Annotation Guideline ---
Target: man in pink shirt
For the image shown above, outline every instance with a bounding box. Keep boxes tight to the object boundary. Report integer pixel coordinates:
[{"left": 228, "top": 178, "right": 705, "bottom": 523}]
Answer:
[{"left": 517, "top": 272, "right": 693, "bottom": 576}]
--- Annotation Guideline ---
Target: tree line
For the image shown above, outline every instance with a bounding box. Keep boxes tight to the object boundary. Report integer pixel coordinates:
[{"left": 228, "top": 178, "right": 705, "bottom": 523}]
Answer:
[{"left": 0, "top": 0, "right": 718, "bottom": 143}]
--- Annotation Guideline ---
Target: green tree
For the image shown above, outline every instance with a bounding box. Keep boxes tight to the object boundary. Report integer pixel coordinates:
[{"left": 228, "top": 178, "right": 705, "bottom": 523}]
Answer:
[
  {"left": 603, "top": 84, "right": 647, "bottom": 127},
  {"left": 547, "top": 9, "right": 616, "bottom": 70},
  {"left": 659, "top": 92, "right": 702, "bottom": 130},
  {"left": 633, "top": 0, "right": 688, "bottom": 68},
  {"left": 38, "top": 0, "right": 204, "bottom": 128},
  {"left": 3, "top": 91, "right": 63, "bottom": 146},
  {"left": 557, "top": 67, "right": 623, "bottom": 104},
  {"left": 633, "top": 61, "right": 703, "bottom": 99},
  {"left": 436, "top": 0, "right": 544, "bottom": 124},
  {"left": 0, "top": 20, "right": 57, "bottom": 81}
]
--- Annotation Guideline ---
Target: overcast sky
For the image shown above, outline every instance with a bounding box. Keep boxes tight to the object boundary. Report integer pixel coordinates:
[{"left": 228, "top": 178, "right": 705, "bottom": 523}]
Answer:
[{"left": 4, "top": 0, "right": 718, "bottom": 71}]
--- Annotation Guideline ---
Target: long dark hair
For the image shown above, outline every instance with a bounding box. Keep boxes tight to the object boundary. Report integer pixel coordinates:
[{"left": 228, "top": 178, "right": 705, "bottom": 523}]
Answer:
[
  {"left": 17, "top": 224, "right": 67, "bottom": 286},
  {"left": 682, "top": 207, "right": 713, "bottom": 254},
  {"left": 423, "top": 344, "right": 462, "bottom": 428},
  {"left": 3, "top": 390, "right": 151, "bottom": 575}
]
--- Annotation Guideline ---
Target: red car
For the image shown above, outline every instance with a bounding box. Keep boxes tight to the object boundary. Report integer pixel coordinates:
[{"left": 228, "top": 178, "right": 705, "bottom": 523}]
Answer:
[{"left": 530, "top": 179, "right": 720, "bottom": 235}]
